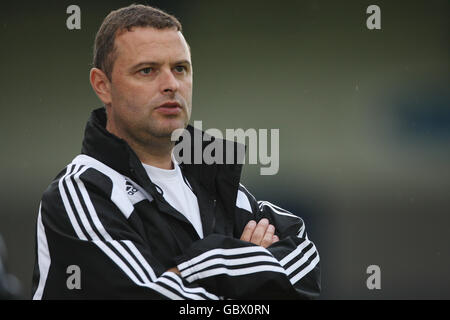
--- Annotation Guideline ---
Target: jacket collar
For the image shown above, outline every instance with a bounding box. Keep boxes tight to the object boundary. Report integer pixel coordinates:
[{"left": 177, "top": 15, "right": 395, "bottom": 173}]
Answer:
[{"left": 81, "top": 107, "right": 244, "bottom": 213}]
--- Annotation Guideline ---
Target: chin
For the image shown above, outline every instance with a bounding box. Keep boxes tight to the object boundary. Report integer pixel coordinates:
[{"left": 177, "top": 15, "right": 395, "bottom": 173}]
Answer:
[{"left": 151, "top": 121, "right": 186, "bottom": 138}]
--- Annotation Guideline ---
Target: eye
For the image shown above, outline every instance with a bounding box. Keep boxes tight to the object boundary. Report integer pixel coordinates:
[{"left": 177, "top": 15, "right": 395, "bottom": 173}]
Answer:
[
  {"left": 139, "top": 67, "right": 153, "bottom": 75},
  {"left": 174, "top": 65, "right": 187, "bottom": 73}
]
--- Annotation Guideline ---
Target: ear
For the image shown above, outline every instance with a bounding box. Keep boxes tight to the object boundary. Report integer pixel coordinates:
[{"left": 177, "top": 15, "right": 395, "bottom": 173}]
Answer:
[{"left": 89, "top": 68, "right": 112, "bottom": 105}]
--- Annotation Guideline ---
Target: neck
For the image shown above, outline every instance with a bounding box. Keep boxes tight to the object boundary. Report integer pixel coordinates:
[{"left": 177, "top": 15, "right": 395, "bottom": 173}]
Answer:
[
  {"left": 106, "top": 122, "right": 174, "bottom": 170},
  {"left": 132, "top": 139, "right": 175, "bottom": 170}
]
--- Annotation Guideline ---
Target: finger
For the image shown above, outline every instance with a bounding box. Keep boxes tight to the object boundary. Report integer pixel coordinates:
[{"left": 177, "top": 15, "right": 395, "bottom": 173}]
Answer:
[
  {"left": 272, "top": 235, "right": 280, "bottom": 244},
  {"left": 261, "top": 224, "right": 275, "bottom": 248},
  {"left": 240, "top": 220, "right": 257, "bottom": 242},
  {"left": 250, "top": 218, "right": 269, "bottom": 245}
]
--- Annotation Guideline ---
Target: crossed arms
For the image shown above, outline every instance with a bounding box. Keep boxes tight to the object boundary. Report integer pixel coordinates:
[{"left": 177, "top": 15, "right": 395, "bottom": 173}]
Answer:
[{"left": 33, "top": 165, "right": 320, "bottom": 299}]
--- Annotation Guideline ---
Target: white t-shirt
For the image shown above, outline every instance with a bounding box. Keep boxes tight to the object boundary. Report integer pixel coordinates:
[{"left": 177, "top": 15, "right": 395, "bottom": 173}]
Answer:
[{"left": 142, "top": 155, "right": 204, "bottom": 239}]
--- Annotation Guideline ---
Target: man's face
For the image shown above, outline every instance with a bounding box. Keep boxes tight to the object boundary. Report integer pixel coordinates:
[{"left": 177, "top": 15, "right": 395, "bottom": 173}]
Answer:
[{"left": 106, "top": 27, "right": 192, "bottom": 144}]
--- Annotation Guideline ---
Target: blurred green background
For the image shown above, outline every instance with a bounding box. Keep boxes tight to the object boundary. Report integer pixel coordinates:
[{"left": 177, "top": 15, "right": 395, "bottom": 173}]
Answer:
[{"left": 0, "top": 0, "right": 449, "bottom": 299}]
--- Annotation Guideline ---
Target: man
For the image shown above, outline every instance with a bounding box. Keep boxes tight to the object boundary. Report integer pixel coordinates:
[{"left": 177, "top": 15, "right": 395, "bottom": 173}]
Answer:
[{"left": 32, "top": 4, "right": 320, "bottom": 299}]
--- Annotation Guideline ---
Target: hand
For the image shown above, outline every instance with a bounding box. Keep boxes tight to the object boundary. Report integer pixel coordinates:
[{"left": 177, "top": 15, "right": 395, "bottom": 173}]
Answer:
[
  {"left": 167, "top": 267, "right": 181, "bottom": 275},
  {"left": 240, "top": 218, "right": 279, "bottom": 248}
]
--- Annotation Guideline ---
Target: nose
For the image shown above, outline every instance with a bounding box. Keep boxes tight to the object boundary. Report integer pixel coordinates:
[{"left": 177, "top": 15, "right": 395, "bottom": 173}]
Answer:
[{"left": 159, "top": 68, "right": 179, "bottom": 95}]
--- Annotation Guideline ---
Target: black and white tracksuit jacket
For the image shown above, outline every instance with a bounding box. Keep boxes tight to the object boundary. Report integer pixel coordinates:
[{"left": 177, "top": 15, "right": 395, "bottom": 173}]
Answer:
[{"left": 32, "top": 107, "right": 320, "bottom": 300}]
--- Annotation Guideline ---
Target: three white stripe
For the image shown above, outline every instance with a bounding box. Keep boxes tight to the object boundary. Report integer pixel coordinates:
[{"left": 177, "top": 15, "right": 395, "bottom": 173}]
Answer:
[
  {"left": 178, "top": 237, "right": 319, "bottom": 286},
  {"left": 178, "top": 246, "right": 286, "bottom": 283},
  {"left": 256, "top": 200, "right": 320, "bottom": 283},
  {"left": 280, "top": 239, "right": 320, "bottom": 285},
  {"left": 59, "top": 164, "right": 218, "bottom": 300}
]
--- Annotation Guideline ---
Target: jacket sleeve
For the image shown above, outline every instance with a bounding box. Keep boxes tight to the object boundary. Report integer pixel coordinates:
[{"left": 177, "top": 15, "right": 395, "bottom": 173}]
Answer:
[
  {"left": 173, "top": 184, "right": 321, "bottom": 300},
  {"left": 32, "top": 165, "right": 219, "bottom": 300},
  {"left": 238, "top": 184, "right": 321, "bottom": 298}
]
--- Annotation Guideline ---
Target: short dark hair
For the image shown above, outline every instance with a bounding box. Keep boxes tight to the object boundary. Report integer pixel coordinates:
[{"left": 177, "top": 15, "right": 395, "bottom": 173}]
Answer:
[{"left": 93, "top": 4, "right": 182, "bottom": 80}]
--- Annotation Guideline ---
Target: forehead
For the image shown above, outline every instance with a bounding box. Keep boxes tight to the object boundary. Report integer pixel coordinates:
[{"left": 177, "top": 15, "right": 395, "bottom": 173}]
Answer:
[{"left": 114, "top": 27, "right": 190, "bottom": 65}]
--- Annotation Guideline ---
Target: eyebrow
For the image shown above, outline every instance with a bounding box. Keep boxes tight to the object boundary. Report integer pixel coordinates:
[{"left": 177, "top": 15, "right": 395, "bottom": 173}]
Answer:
[{"left": 130, "top": 60, "right": 191, "bottom": 71}]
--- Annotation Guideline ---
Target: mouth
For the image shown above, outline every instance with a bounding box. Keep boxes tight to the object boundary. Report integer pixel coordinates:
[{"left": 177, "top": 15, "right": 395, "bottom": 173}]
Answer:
[{"left": 155, "top": 101, "right": 182, "bottom": 115}]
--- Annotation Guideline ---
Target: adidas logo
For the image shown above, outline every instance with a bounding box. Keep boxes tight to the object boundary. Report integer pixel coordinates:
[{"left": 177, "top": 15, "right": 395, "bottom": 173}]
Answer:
[
  {"left": 126, "top": 181, "right": 138, "bottom": 196},
  {"left": 124, "top": 180, "right": 149, "bottom": 206}
]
